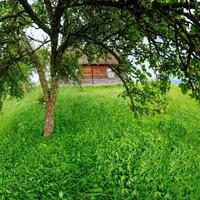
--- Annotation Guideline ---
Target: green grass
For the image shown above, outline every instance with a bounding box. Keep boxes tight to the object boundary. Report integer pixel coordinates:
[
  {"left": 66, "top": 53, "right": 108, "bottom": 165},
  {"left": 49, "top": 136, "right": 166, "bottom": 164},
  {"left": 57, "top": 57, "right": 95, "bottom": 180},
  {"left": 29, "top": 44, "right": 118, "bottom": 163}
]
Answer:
[{"left": 0, "top": 85, "right": 200, "bottom": 199}]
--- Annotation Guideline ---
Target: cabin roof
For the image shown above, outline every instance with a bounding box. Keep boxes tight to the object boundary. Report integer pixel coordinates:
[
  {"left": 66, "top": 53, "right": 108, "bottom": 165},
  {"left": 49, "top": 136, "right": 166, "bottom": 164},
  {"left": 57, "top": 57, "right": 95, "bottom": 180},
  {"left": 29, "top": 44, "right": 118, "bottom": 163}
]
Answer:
[{"left": 79, "top": 53, "right": 119, "bottom": 65}]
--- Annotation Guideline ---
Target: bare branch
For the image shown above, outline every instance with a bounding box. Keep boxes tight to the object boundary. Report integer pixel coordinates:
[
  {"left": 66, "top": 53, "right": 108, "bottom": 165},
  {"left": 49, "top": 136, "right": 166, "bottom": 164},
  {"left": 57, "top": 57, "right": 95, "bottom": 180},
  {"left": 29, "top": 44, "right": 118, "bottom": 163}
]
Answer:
[{"left": 18, "top": 0, "right": 51, "bottom": 35}]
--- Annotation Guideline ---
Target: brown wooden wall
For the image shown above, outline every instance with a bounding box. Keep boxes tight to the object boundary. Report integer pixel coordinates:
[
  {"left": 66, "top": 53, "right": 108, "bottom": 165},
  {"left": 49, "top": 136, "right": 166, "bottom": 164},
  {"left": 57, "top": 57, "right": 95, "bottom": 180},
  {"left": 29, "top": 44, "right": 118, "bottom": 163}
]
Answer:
[{"left": 82, "top": 65, "right": 108, "bottom": 79}]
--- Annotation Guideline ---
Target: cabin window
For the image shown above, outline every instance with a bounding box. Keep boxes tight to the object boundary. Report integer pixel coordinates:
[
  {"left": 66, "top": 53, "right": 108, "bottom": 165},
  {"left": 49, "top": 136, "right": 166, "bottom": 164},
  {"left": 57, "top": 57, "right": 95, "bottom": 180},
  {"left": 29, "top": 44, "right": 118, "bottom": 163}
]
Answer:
[{"left": 107, "top": 68, "right": 114, "bottom": 79}]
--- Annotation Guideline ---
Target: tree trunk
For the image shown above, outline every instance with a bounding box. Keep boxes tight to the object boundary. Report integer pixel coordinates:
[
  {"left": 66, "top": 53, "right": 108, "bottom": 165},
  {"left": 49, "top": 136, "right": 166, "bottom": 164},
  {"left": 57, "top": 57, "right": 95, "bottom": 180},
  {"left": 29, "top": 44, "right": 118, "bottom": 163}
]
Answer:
[{"left": 43, "top": 92, "right": 57, "bottom": 137}]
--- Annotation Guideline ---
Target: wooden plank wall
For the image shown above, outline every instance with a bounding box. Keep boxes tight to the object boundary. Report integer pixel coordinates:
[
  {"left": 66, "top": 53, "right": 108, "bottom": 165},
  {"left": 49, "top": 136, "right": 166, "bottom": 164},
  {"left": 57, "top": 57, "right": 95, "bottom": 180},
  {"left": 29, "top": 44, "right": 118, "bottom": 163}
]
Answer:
[{"left": 82, "top": 65, "right": 108, "bottom": 78}]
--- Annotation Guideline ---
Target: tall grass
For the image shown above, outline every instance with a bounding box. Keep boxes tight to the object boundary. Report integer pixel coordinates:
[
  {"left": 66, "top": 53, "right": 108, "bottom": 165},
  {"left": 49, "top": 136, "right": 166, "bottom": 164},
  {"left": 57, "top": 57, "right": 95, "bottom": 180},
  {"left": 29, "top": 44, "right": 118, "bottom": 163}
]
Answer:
[{"left": 0, "top": 85, "right": 200, "bottom": 199}]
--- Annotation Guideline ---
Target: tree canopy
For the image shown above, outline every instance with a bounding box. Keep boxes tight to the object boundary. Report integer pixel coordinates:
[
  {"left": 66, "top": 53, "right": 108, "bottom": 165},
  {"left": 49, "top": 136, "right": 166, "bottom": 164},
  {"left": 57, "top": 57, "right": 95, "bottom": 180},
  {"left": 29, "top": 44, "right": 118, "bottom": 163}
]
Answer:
[{"left": 0, "top": 0, "right": 200, "bottom": 136}]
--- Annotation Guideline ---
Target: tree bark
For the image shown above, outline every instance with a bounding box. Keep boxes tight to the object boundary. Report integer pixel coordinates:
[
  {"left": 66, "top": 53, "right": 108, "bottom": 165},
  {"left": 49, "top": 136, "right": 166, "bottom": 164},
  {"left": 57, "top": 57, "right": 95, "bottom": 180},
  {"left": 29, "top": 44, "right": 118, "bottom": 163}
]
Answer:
[
  {"left": 44, "top": 97, "right": 55, "bottom": 137},
  {"left": 43, "top": 90, "right": 57, "bottom": 137}
]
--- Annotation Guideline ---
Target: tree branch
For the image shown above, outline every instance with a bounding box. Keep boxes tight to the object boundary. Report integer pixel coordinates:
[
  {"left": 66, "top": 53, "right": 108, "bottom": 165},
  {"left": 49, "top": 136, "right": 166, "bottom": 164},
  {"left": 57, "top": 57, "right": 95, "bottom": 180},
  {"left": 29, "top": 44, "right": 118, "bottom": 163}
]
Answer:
[{"left": 18, "top": 0, "right": 51, "bottom": 35}]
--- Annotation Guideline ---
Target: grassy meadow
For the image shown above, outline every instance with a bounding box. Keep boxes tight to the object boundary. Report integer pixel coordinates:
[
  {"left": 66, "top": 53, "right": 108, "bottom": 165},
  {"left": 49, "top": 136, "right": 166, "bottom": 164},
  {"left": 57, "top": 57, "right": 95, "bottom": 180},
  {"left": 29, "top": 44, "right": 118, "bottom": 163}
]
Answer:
[{"left": 0, "top": 85, "right": 200, "bottom": 199}]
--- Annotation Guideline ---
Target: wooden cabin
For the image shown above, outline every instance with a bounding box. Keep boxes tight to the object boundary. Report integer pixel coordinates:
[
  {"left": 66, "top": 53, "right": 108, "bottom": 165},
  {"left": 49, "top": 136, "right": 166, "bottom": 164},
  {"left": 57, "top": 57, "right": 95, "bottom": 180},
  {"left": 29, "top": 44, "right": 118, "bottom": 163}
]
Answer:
[{"left": 79, "top": 53, "right": 120, "bottom": 84}]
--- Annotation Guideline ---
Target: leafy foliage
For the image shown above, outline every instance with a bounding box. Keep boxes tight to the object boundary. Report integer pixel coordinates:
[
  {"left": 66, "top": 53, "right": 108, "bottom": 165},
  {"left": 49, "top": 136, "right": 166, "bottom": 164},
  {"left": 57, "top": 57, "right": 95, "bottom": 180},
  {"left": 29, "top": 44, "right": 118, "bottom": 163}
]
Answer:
[
  {"left": 58, "top": 50, "right": 82, "bottom": 84},
  {"left": 121, "top": 80, "right": 169, "bottom": 115},
  {"left": 0, "top": 1, "right": 31, "bottom": 109}
]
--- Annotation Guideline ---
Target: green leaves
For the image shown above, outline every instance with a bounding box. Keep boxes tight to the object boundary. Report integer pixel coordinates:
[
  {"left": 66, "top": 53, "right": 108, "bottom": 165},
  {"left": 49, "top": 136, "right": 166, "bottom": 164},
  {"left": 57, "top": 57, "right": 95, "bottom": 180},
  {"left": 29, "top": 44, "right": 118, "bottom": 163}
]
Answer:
[
  {"left": 58, "top": 50, "right": 82, "bottom": 85},
  {"left": 0, "top": 2, "right": 32, "bottom": 111},
  {"left": 179, "top": 83, "right": 189, "bottom": 95},
  {"left": 58, "top": 191, "right": 64, "bottom": 198}
]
